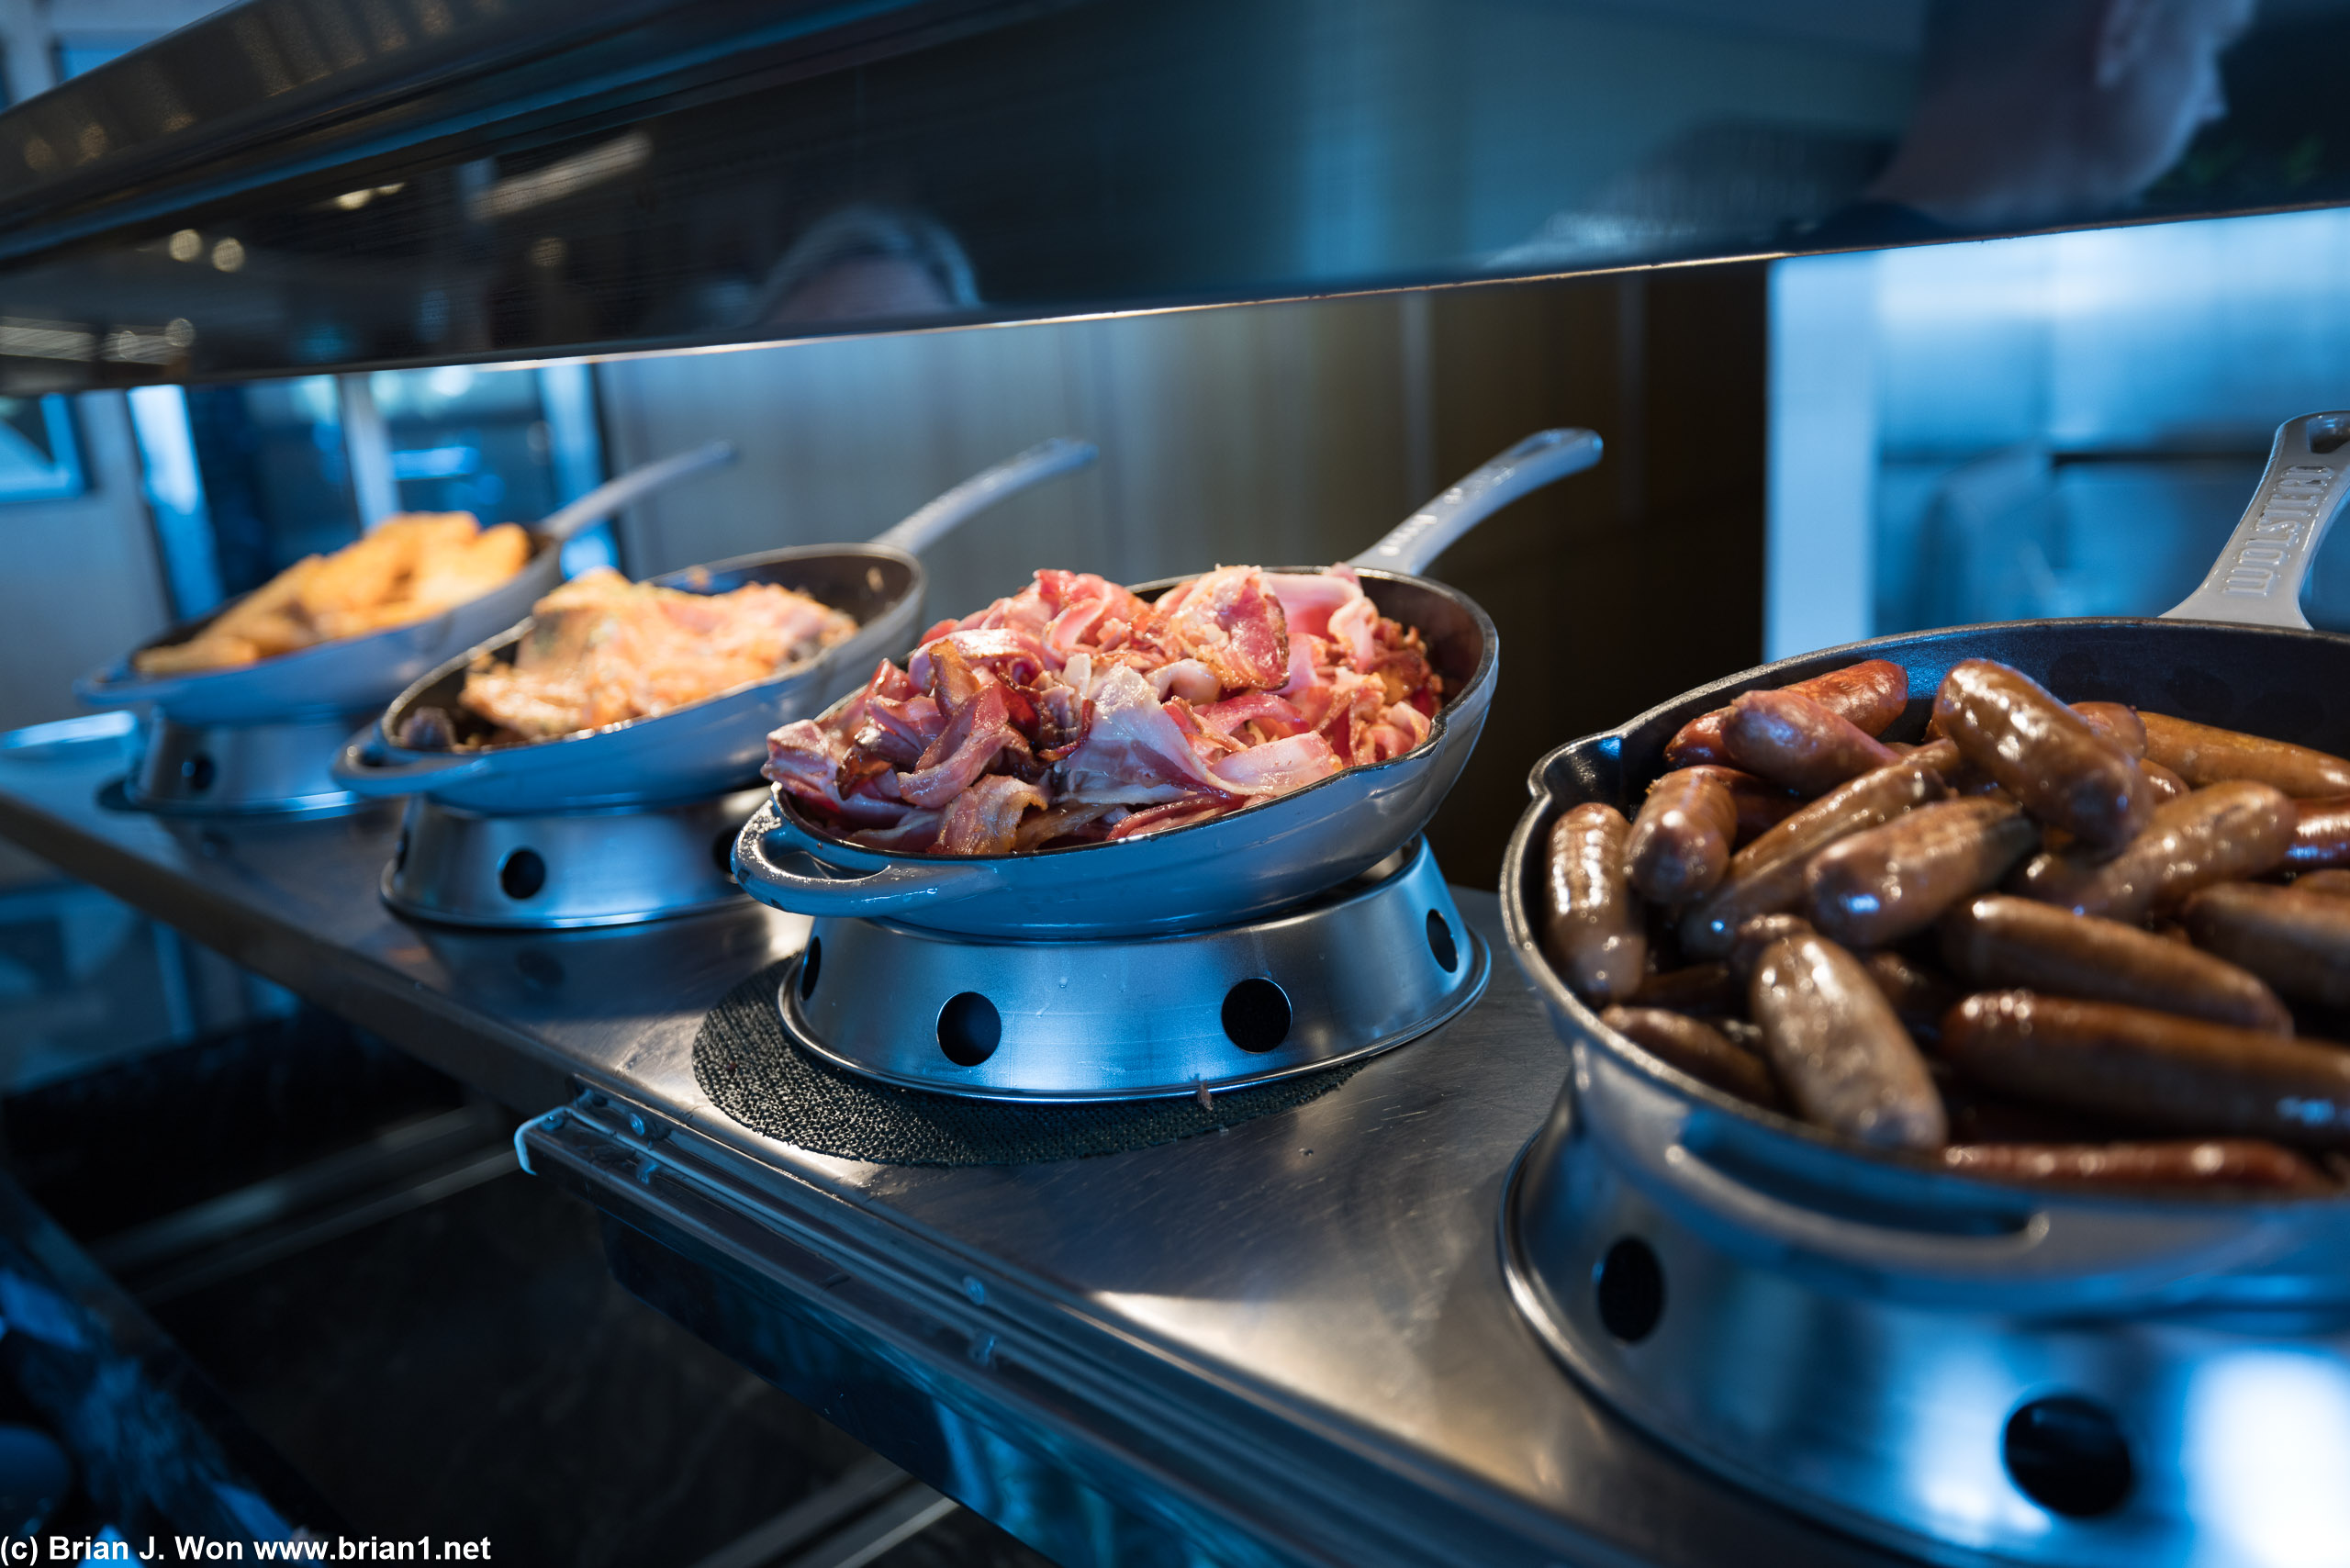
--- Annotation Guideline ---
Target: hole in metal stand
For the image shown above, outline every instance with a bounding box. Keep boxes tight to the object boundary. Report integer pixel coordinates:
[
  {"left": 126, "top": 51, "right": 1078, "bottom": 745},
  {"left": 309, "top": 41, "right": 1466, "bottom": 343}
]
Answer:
[
  {"left": 800, "top": 938, "right": 822, "bottom": 1001},
  {"left": 180, "top": 753, "right": 215, "bottom": 793},
  {"left": 937, "top": 992, "right": 1001, "bottom": 1067},
  {"left": 2004, "top": 1396, "right": 2133, "bottom": 1518},
  {"left": 498, "top": 847, "right": 547, "bottom": 901},
  {"left": 393, "top": 830, "right": 408, "bottom": 873},
  {"left": 1595, "top": 1237, "right": 1664, "bottom": 1343},
  {"left": 1426, "top": 909, "right": 1459, "bottom": 971},
  {"left": 711, "top": 827, "right": 738, "bottom": 879},
  {"left": 2309, "top": 414, "right": 2350, "bottom": 455},
  {"left": 1221, "top": 978, "right": 1291, "bottom": 1053}
]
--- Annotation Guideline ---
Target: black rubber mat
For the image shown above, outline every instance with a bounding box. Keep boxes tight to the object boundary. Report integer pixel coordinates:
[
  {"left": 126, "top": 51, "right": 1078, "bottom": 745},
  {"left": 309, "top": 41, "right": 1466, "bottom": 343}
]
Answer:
[{"left": 693, "top": 961, "right": 1362, "bottom": 1166}]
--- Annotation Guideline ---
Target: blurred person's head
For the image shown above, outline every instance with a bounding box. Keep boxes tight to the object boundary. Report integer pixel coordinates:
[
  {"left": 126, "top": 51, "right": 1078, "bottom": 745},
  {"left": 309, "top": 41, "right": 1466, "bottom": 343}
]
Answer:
[
  {"left": 1870, "top": 0, "right": 2255, "bottom": 230},
  {"left": 750, "top": 204, "right": 979, "bottom": 327}
]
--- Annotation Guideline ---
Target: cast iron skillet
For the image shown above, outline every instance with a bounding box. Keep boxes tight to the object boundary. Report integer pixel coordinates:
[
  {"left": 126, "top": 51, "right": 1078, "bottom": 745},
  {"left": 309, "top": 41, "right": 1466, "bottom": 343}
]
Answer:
[
  {"left": 75, "top": 442, "right": 735, "bottom": 727},
  {"left": 732, "top": 427, "right": 1604, "bottom": 939},
  {"left": 1500, "top": 409, "right": 2350, "bottom": 1314},
  {"left": 330, "top": 439, "right": 1097, "bottom": 812}
]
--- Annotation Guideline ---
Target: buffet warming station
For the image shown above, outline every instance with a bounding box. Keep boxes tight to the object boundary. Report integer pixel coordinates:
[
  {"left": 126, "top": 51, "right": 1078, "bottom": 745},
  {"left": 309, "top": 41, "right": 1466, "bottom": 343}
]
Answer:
[{"left": 8, "top": 0, "right": 2350, "bottom": 1562}]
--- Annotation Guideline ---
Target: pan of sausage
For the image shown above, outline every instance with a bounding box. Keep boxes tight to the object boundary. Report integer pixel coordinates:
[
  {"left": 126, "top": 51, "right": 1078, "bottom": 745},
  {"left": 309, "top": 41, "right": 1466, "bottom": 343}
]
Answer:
[{"left": 1503, "top": 410, "right": 2350, "bottom": 1297}]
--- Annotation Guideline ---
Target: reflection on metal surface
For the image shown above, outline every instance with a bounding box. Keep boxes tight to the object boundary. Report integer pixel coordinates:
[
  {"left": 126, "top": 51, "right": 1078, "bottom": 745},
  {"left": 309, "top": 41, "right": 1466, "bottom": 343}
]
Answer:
[
  {"left": 0, "top": 0, "right": 2333, "bottom": 385},
  {"left": 382, "top": 789, "right": 765, "bottom": 929},
  {"left": 0, "top": 735, "right": 1912, "bottom": 1567},
  {"left": 778, "top": 837, "right": 1489, "bottom": 1101}
]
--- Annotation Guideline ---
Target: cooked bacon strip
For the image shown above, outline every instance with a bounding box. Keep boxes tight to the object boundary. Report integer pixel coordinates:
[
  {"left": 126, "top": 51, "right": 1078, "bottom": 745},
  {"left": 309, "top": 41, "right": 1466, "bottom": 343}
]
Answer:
[
  {"left": 1157, "top": 566, "right": 1291, "bottom": 693},
  {"left": 899, "top": 684, "right": 1024, "bottom": 809},
  {"left": 1058, "top": 666, "right": 1244, "bottom": 805},
  {"left": 1208, "top": 732, "right": 1341, "bottom": 794},
  {"left": 935, "top": 776, "right": 1049, "bottom": 855}
]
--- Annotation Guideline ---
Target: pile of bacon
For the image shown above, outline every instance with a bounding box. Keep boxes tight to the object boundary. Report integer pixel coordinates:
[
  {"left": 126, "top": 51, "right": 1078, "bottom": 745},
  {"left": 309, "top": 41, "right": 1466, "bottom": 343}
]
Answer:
[{"left": 763, "top": 565, "right": 1444, "bottom": 854}]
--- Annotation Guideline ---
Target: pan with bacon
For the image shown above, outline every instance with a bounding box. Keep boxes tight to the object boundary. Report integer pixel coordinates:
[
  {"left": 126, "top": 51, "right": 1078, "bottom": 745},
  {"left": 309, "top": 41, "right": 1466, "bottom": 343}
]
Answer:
[{"left": 733, "top": 429, "right": 1603, "bottom": 939}]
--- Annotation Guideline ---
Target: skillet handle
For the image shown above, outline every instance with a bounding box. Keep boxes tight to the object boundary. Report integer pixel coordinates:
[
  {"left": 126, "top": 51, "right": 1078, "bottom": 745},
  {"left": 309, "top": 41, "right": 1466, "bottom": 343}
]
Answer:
[
  {"left": 1350, "top": 428, "right": 1602, "bottom": 577},
  {"left": 2163, "top": 409, "right": 2350, "bottom": 629},
  {"left": 867, "top": 437, "right": 1098, "bottom": 557},
  {"left": 537, "top": 441, "right": 736, "bottom": 544},
  {"left": 330, "top": 726, "right": 494, "bottom": 794},
  {"left": 733, "top": 799, "right": 1002, "bottom": 915}
]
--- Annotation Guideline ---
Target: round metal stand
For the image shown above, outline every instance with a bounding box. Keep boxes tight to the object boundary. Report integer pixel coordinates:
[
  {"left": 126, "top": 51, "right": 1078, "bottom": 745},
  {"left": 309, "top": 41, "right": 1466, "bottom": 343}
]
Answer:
[
  {"left": 777, "top": 836, "right": 1487, "bottom": 1102},
  {"left": 125, "top": 711, "right": 374, "bottom": 816},
  {"left": 384, "top": 788, "right": 766, "bottom": 929},
  {"left": 1500, "top": 1046, "right": 2350, "bottom": 1568}
]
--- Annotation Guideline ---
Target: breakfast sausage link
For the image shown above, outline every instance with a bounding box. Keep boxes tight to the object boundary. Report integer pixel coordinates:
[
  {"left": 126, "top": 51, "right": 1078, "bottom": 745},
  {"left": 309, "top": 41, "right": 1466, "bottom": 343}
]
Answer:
[
  {"left": 1933, "top": 659, "right": 2151, "bottom": 850},
  {"left": 1728, "top": 913, "right": 1814, "bottom": 986},
  {"left": 1684, "top": 766, "right": 1805, "bottom": 844},
  {"left": 1722, "top": 690, "right": 1902, "bottom": 797},
  {"left": 1863, "top": 949, "right": 1962, "bottom": 1042},
  {"left": 1631, "top": 961, "right": 1742, "bottom": 1015},
  {"left": 1662, "top": 659, "right": 1909, "bottom": 768},
  {"left": 1940, "top": 1139, "right": 2329, "bottom": 1193},
  {"left": 1679, "top": 759, "right": 1948, "bottom": 957},
  {"left": 2294, "top": 869, "right": 2350, "bottom": 901},
  {"left": 2182, "top": 881, "right": 2350, "bottom": 1011},
  {"left": 2012, "top": 780, "right": 2297, "bottom": 924},
  {"left": 1601, "top": 1007, "right": 1784, "bottom": 1110},
  {"left": 2073, "top": 702, "right": 2147, "bottom": 759},
  {"left": 1939, "top": 893, "right": 2291, "bottom": 1034},
  {"left": 2141, "top": 759, "right": 2189, "bottom": 803},
  {"left": 1803, "top": 797, "right": 2039, "bottom": 947},
  {"left": 1625, "top": 767, "right": 1739, "bottom": 903},
  {"left": 1543, "top": 803, "right": 1646, "bottom": 1006},
  {"left": 2141, "top": 711, "right": 2350, "bottom": 798},
  {"left": 1938, "top": 991, "right": 2350, "bottom": 1147},
  {"left": 2288, "top": 796, "right": 2350, "bottom": 869},
  {"left": 1751, "top": 932, "right": 1946, "bottom": 1148}
]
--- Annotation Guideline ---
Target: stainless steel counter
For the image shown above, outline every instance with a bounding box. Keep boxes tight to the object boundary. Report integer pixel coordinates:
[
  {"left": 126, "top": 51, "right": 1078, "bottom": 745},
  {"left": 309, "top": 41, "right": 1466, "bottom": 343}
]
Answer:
[{"left": 0, "top": 728, "right": 1908, "bottom": 1568}]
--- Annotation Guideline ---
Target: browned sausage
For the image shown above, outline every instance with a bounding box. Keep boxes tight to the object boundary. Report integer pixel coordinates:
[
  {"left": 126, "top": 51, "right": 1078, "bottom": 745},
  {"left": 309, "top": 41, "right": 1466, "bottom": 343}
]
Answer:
[
  {"left": 1625, "top": 767, "right": 1739, "bottom": 903},
  {"left": 2141, "top": 759, "right": 2189, "bottom": 803},
  {"left": 1684, "top": 766, "right": 1805, "bottom": 843},
  {"left": 1543, "top": 804, "right": 1646, "bottom": 1005},
  {"left": 1939, "top": 1079, "right": 2135, "bottom": 1145},
  {"left": 1679, "top": 758, "right": 1948, "bottom": 957},
  {"left": 2011, "top": 781, "right": 2297, "bottom": 923},
  {"left": 2142, "top": 712, "right": 2350, "bottom": 798},
  {"left": 1722, "top": 690, "right": 1903, "bottom": 796},
  {"left": 1863, "top": 949, "right": 1962, "bottom": 1043},
  {"left": 2073, "top": 702, "right": 2147, "bottom": 758},
  {"left": 1940, "top": 1139, "right": 2328, "bottom": 1193},
  {"left": 1934, "top": 659, "right": 2151, "bottom": 849},
  {"left": 1804, "top": 797, "right": 2040, "bottom": 947},
  {"left": 2294, "top": 868, "right": 2350, "bottom": 900},
  {"left": 1939, "top": 893, "right": 2291, "bottom": 1033},
  {"left": 2182, "top": 881, "right": 2350, "bottom": 1010},
  {"left": 1631, "top": 962, "right": 1741, "bottom": 1015},
  {"left": 1751, "top": 932, "right": 1947, "bottom": 1148},
  {"left": 2288, "top": 796, "right": 2350, "bottom": 869},
  {"left": 1908, "top": 736, "right": 2009, "bottom": 798},
  {"left": 1602, "top": 1006, "right": 1784, "bottom": 1109},
  {"left": 1938, "top": 992, "right": 2350, "bottom": 1147},
  {"left": 1663, "top": 659, "right": 1908, "bottom": 768},
  {"left": 1728, "top": 913, "right": 1814, "bottom": 985}
]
